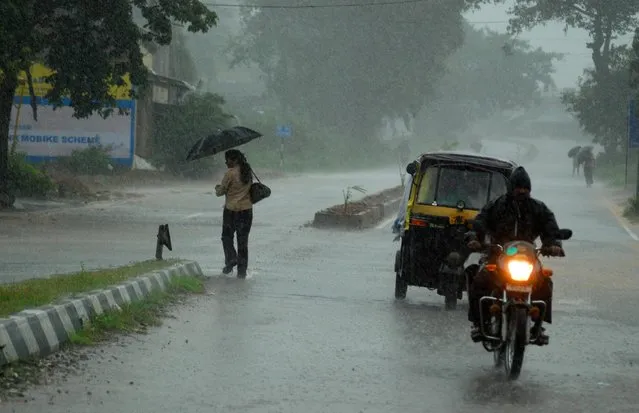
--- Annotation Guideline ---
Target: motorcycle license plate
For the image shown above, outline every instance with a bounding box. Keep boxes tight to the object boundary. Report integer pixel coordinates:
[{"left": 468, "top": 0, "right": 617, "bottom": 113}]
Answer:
[{"left": 505, "top": 284, "right": 532, "bottom": 293}]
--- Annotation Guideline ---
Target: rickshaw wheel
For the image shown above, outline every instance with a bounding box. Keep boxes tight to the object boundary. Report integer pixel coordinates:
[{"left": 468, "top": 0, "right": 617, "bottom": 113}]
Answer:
[
  {"left": 444, "top": 294, "right": 457, "bottom": 310},
  {"left": 395, "top": 274, "right": 408, "bottom": 299},
  {"left": 395, "top": 251, "right": 407, "bottom": 299}
]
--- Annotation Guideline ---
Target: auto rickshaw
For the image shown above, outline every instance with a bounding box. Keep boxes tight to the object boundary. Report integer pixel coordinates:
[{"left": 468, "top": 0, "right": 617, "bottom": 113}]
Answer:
[{"left": 393, "top": 151, "right": 518, "bottom": 309}]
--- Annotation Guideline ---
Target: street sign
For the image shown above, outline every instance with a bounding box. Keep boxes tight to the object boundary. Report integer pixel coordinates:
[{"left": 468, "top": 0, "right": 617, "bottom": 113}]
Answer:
[
  {"left": 628, "top": 99, "right": 639, "bottom": 149},
  {"left": 276, "top": 125, "right": 292, "bottom": 139}
]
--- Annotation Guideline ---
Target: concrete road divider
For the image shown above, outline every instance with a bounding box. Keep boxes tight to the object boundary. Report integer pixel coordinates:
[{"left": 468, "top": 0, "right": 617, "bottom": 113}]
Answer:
[
  {"left": 313, "top": 186, "right": 404, "bottom": 230},
  {"left": 0, "top": 261, "right": 203, "bottom": 367}
]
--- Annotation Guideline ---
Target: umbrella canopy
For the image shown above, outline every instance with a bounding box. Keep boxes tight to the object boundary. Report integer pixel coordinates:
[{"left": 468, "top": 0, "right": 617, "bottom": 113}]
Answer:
[
  {"left": 577, "top": 146, "right": 594, "bottom": 164},
  {"left": 186, "top": 126, "right": 262, "bottom": 162},
  {"left": 567, "top": 146, "right": 581, "bottom": 158}
]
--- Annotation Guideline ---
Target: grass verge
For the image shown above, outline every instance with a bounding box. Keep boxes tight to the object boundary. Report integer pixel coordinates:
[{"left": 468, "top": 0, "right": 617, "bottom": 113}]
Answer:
[
  {"left": 0, "top": 259, "right": 182, "bottom": 318},
  {"left": 68, "top": 275, "right": 204, "bottom": 345},
  {"left": 623, "top": 196, "right": 639, "bottom": 223},
  {"left": 0, "top": 274, "right": 204, "bottom": 400}
]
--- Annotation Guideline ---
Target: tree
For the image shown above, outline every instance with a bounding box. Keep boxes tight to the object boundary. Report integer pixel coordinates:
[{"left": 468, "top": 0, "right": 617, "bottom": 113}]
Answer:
[
  {"left": 0, "top": 0, "right": 218, "bottom": 206},
  {"left": 152, "top": 92, "right": 232, "bottom": 177},
  {"left": 469, "top": 0, "right": 639, "bottom": 78},
  {"left": 415, "top": 23, "right": 561, "bottom": 139},
  {"left": 563, "top": 45, "right": 632, "bottom": 153},
  {"left": 230, "top": 0, "right": 471, "bottom": 145},
  {"left": 469, "top": 0, "right": 639, "bottom": 152}
]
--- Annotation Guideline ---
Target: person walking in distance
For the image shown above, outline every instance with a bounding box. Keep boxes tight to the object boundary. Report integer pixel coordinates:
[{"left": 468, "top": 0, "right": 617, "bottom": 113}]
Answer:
[
  {"left": 215, "top": 149, "right": 254, "bottom": 278},
  {"left": 583, "top": 153, "right": 595, "bottom": 188}
]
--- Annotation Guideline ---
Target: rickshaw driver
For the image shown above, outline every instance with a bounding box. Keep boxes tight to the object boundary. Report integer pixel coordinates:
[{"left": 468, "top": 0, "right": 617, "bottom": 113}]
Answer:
[
  {"left": 436, "top": 170, "right": 484, "bottom": 208},
  {"left": 435, "top": 170, "right": 470, "bottom": 206}
]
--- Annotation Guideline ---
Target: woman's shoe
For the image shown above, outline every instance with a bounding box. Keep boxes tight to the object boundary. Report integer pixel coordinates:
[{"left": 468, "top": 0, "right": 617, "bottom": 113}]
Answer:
[{"left": 223, "top": 261, "right": 237, "bottom": 274}]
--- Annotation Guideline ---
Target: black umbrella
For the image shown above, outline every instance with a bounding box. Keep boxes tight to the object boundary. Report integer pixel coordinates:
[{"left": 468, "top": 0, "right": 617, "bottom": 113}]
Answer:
[
  {"left": 186, "top": 126, "right": 262, "bottom": 161},
  {"left": 577, "top": 146, "right": 594, "bottom": 164},
  {"left": 567, "top": 146, "right": 581, "bottom": 158}
]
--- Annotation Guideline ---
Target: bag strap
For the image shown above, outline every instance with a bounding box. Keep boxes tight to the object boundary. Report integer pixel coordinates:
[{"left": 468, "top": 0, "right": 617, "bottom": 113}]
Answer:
[{"left": 251, "top": 168, "right": 262, "bottom": 183}]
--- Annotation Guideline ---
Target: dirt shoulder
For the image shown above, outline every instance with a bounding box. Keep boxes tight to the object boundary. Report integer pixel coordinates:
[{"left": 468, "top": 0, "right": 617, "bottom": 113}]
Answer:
[
  {"left": 602, "top": 185, "right": 639, "bottom": 236},
  {"left": 1, "top": 167, "right": 289, "bottom": 217}
]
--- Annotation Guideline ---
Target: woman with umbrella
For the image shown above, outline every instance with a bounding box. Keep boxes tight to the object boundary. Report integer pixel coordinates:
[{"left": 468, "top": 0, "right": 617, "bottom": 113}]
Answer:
[
  {"left": 215, "top": 149, "right": 254, "bottom": 278},
  {"left": 568, "top": 146, "right": 581, "bottom": 176}
]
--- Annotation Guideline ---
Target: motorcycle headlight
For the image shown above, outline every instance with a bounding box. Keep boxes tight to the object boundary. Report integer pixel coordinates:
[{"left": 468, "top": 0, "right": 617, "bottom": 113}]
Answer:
[{"left": 507, "top": 259, "right": 534, "bottom": 282}]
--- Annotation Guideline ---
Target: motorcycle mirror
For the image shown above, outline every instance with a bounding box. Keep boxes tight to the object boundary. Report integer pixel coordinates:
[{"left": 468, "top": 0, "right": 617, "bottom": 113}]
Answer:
[
  {"left": 556, "top": 228, "right": 572, "bottom": 240},
  {"left": 406, "top": 162, "right": 417, "bottom": 175}
]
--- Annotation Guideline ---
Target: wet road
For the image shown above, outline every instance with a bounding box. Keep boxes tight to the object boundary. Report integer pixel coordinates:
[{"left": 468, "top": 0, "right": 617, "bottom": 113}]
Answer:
[{"left": 3, "top": 139, "right": 639, "bottom": 412}]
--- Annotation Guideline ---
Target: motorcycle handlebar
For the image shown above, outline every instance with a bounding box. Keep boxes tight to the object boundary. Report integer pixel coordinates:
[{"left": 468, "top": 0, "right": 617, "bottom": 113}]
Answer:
[{"left": 470, "top": 243, "right": 564, "bottom": 257}]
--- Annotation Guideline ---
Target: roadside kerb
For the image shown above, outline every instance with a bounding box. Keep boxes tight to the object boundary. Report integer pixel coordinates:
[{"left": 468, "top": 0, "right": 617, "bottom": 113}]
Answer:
[
  {"left": 0, "top": 260, "right": 203, "bottom": 367},
  {"left": 313, "top": 188, "right": 403, "bottom": 230}
]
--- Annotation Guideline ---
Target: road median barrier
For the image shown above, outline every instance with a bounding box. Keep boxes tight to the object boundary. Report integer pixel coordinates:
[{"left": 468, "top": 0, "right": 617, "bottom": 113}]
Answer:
[
  {"left": 312, "top": 185, "right": 404, "bottom": 230},
  {"left": 0, "top": 260, "right": 204, "bottom": 367}
]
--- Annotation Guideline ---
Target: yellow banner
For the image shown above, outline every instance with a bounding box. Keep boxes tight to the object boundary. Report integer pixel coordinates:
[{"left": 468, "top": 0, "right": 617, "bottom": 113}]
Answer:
[{"left": 14, "top": 63, "right": 133, "bottom": 101}]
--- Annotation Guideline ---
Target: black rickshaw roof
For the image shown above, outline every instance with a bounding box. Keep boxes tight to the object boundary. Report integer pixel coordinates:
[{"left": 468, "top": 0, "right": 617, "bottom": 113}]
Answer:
[{"left": 415, "top": 151, "right": 518, "bottom": 175}]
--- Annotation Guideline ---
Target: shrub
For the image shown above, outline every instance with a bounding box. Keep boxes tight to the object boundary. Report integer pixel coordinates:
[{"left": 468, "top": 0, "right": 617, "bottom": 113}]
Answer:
[
  {"left": 57, "top": 145, "right": 113, "bottom": 175},
  {"left": 152, "top": 93, "right": 233, "bottom": 178},
  {"left": 8, "top": 152, "right": 55, "bottom": 198},
  {"left": 623, "top": 196, "right": 639, "bottom": 221}
]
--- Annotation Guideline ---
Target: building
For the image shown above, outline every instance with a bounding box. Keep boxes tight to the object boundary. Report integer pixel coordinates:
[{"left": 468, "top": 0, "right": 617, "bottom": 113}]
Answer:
[{"left": 135, "top": 44, "right": 196, "bottom": 159}]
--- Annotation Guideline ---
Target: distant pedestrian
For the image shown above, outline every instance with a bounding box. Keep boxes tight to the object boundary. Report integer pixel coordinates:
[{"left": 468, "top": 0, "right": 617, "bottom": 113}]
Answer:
[
  {"left": 583, "top": 154, "right": 595, "bottom": 188},
  {"left": 572, "top": 156, "right": 580, "bottom": 176},
  {"left": 215, "top": 149, "right": 253, "bottom": 278}
]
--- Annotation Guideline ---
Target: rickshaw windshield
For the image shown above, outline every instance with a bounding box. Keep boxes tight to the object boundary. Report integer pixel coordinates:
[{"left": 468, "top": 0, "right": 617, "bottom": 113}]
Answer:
[{"left": 416, "top": 166, "right": 496, "bottom": 210}]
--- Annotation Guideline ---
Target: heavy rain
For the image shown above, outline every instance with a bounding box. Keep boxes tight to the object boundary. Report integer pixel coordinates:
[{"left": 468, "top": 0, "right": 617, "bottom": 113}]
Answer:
[{"left": 0, "top": 0, "right": 638, "bottom": 412}]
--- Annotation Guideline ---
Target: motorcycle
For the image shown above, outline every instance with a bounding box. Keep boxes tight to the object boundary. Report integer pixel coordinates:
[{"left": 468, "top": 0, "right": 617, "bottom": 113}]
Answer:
[{"left": 472, "top": 229, "right": 572, "bottom": 380}]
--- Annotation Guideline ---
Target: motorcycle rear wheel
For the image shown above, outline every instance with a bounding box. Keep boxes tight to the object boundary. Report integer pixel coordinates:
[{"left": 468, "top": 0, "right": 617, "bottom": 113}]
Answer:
[{"left": 504, "top": 307, "right": 528, "bottom": 380}]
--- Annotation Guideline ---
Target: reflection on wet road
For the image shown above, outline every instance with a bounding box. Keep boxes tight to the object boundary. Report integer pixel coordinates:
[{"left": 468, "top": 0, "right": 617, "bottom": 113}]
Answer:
[{"left": 4, "top": 139, "right": 639, "bottom": 412}]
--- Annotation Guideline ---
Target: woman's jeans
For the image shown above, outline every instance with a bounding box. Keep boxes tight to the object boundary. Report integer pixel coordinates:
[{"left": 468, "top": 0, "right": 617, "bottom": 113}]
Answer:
[{"left": 221, "top": 208, "right": 253, "bottom": 274}]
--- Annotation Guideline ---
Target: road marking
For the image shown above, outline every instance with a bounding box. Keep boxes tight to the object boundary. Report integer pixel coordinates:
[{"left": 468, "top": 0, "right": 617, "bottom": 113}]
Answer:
[
  {"left": 183, "top": 213, "right": 203, "bottom": 220},
  {"left": 599, "top": 195, "right": 639, "bottom": 242},
  {"left": 376, "top": 216, "right": 396, "bottom": 230},
  {"left": 623, "top": 225, "right": 639, "bottom": 241}
]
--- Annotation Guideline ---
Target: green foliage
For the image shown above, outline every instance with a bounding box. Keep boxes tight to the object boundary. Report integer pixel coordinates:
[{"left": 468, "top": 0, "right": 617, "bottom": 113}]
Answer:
[
  {"left": 471, "top": 1, "right": 639, "bottom": 148},
  {"left": 594, "top": 150, "right": 637, "bottom": 187},
  {"left": 471, "top": 0, "right": 639, "bottom": 59},
  {"left": 236, "top": 106, "right": 392, "bottom": 172},
  {"left": 152, "top": 92, "right": 233, "bottom": 177},
  {"left": 230, "top": 0, "right": 468, "bottom": 142},
  {"left": 0, "top": 0, "right": 217, "bottom": 118},
  {"left": 0, "top": 0, "right": 218, "bottom": 202},
  {"left": 470, "top": 1, "right": 639, "bottom": 155},
  {"left": 414, "top": 23, "right": 561, "bottom": 138},
  {"left": 7, "top": 152, "right": 54, "bottom": 198},
  {"left": 623, "top": 196, "right": 639, "bottom": 221},
  {"left": 57, "top": 145, "right": 113, "bottom": 175},
  {"left": 562, "top": 46, "right": 631, "bottom": 153}
]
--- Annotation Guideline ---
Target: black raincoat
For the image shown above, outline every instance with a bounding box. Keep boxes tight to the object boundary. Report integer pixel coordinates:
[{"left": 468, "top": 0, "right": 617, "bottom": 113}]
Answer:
[{"left": 468, "top": 167, "right": 562, "bottom": 248}]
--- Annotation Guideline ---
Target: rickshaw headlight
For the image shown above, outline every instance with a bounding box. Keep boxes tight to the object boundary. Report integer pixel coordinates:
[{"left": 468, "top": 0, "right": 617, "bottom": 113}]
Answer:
[{"left": 507, "top": 259, "right": 534, "bottom": 282}]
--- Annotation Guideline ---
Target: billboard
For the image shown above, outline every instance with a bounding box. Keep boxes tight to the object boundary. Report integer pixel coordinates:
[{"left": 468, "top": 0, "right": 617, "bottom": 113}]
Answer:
[{"left": 7, "top": 64, "right": 135, "bottom": 166}]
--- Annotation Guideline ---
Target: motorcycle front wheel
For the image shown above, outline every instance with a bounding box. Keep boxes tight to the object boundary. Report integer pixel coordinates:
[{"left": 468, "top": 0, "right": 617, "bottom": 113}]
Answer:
[{"left": 504, "top": 307, "right": 528, "bottom": 380}]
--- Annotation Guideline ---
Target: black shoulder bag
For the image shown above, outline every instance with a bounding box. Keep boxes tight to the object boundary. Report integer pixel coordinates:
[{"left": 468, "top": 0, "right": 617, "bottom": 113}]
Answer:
[{"left": 249, "top": 169, "right": 271, "bottom": 204}]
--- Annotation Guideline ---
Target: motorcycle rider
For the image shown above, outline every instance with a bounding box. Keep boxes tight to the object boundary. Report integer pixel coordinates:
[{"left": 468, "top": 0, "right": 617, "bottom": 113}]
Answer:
[{"left": 465, "top": 166, "right": 564, "bottom": 345}]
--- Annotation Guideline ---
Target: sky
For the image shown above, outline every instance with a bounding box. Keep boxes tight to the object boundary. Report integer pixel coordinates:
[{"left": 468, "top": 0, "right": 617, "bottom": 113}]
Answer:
[{"left": 464, "top": 2, "right": 635, "bottom": 89}]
